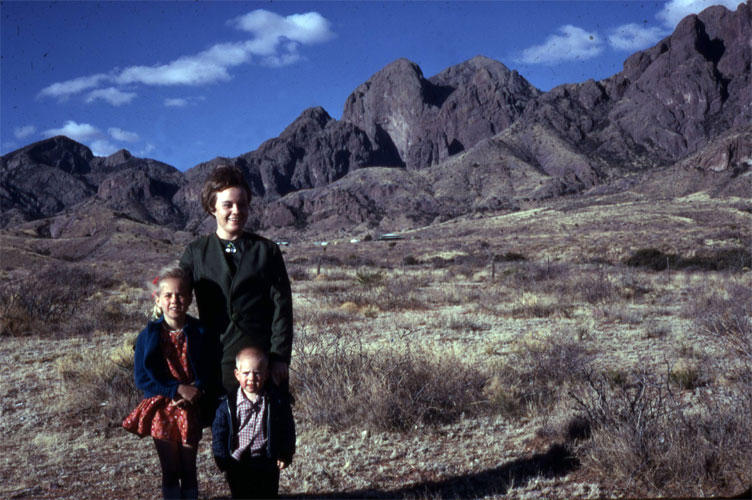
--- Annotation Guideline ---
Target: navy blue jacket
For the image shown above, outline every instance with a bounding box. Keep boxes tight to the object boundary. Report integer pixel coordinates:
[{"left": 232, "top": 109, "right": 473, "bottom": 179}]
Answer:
[
  {"left": 133, "top": 315, "right": 220, "bottom": 424},
  {"left": 211, "top": 386, "right": 296, "bottom": 471}
]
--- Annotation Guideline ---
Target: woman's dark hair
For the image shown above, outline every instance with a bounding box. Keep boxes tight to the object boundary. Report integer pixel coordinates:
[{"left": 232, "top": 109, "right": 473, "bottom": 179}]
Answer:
[{"left": 200, "top": 164, "right": 253, "bottom": 215}]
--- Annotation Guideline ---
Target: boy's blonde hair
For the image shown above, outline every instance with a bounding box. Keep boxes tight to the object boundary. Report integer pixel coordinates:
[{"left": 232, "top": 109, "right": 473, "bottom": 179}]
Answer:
[
  {"left": 235, "top": 346, "right": 269, "bottom": 370},
  {"left": 150, "top": 265, "right": 192, "bottom": 320}
]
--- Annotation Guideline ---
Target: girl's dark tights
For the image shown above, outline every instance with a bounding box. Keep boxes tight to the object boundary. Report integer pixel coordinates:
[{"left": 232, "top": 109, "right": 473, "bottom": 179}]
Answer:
[{"left": 153, "top": 438, "right": 198, "bottom": 498}]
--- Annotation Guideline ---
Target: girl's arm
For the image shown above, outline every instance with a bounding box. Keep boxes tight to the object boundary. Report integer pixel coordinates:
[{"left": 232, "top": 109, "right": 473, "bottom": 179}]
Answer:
[{"left": 133, "top": 327, "right": 180, "bottom": 399}]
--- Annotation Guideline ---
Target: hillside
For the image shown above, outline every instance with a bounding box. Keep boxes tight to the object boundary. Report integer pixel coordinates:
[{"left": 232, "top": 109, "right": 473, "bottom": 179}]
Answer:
[{"left": 1, "top": 1, "right": 750, "bottom": 238}]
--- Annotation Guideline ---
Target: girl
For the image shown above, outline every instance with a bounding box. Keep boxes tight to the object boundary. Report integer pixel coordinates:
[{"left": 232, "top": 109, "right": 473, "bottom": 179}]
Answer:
[{"left": 123, "top": 266, "right": 215, "bottom": 499}]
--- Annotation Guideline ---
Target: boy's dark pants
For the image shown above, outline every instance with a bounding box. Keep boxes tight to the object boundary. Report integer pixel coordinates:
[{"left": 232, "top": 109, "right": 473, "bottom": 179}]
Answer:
[{"left": 225, "top": 452, "right": 280, "bottom": 499}]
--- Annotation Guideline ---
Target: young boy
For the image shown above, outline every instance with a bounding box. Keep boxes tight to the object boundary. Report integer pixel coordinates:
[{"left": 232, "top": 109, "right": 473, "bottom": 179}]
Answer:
[{"left": 212, "top": 347, "right": 296, "bottom": 499}]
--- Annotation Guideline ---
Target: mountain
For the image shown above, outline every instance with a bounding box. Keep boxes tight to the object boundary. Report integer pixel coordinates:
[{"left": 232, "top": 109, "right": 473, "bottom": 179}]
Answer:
[
  {"left": 0, "top": 136, "right": 186, "bottom": 229},
  {"left": 341, "top": 56, "right": 541, "bottom": 169},
  {"left": 1, "top": 1, "right": 750, "bottom": 237}
]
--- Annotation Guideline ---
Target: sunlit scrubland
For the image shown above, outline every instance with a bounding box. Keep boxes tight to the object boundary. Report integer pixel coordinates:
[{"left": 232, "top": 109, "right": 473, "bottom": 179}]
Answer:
[{"left": 3, "top": 239, "right": 750, "bottom": 499}]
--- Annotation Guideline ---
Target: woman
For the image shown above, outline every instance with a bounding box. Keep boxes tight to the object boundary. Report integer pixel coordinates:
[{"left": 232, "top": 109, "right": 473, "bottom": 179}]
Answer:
[{"left": 179, "top": 165, "right": 293, "bottom": 394}]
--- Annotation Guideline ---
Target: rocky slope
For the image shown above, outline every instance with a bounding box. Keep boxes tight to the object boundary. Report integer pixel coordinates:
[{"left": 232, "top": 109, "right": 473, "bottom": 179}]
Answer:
[
  {"left": 1, "top": 1, "right": 749, "bottom": 237},
  {"left": 0, "top": 137, "right": 186, "bottom": 229}
]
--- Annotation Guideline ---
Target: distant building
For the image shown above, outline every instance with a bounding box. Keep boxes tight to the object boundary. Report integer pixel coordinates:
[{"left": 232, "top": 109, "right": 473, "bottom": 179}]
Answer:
[{"left": 377, "top": 233, "right": 404, "bottom": 241}]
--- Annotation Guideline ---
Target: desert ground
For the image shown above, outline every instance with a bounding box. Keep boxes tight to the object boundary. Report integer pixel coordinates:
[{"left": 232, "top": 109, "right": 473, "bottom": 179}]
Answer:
[{"left": 1, "top": 191, "right": 751, "bottom": 499}]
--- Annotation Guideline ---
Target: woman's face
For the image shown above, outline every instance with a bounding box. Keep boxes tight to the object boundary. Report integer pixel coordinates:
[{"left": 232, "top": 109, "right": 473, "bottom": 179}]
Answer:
[{"left": 213, "top": 186, "right": 249, "bottom": 240}]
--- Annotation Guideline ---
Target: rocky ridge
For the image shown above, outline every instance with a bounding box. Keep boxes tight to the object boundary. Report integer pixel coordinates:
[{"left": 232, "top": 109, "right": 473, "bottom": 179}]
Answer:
[{"left": 1, "top": 1, "right": 750, "bottom": 238}]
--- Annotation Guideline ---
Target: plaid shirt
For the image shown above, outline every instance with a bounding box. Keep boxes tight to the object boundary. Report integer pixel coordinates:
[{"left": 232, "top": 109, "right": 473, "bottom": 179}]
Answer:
[{"left": 232, "top": 388, "right": 267, "bottom": 460}]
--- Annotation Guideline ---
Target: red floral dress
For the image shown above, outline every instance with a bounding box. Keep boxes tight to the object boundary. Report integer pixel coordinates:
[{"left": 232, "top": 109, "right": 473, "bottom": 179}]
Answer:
[{"left": 122, "top": 325, "right": 201, "bottom": 445}]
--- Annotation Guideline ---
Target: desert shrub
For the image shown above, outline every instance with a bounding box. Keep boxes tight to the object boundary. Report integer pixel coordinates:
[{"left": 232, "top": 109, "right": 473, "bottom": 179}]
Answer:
[
  {"left": 287, "top": 266, "right": 311, "bottom": 282},
  {"left": 694, "top": 282, "right": 752, "bottom": 365},
  {"left": 370, "top": 274, "right": 430, "bottom": 311},
  {"left": 56, "top": 334, "right": 139, "bottom": 425},
  {"left": 505, "top": 260, "right": 572, "bottom": 295},
  {"left": 354, "top": 269, "right": 384, "bottom": 288},
  {"left": 291, "top": 325, "right": 487, "bottom": 431},
  {"left": 0, "top": 264, "right": 126, "bottom": 337},
  {"left": 485, "top": 331, "right": 591, "bottom": 418},
  {"left": 509, "top": 292, "right": 574, "bottom": 318},
  {"left": 570, "top": 369, "right": 752, "bottom": 497},
  {"left": 682, "top": 247, "right": 752, "bottom": 272},
  {"left": 668, "top": 359, "right": 704, "bottom": 390},
  {"left": 402, "top": 255, "right": 420, "bottom": 266},
  {"left": 625, "top": 248, "right": 680, "bottom": 271},
  {"left": 299, "top": 306, "right": 358, "bottom": 327},
  {"left": 643, "top": 320, "right": 672, "bottom": 340},
  {"left": 444, "top": 313, "right": 491, "bottom": 332},
  {"left": 309, "top": 279, "right": 355, "bottom": 305},
  {"left": 626, "top": 247, "right": 752, "bottom": 272},
  {"left": 447, "top": 262, "right": 477, "bottom": 279},
  {"left": 575, "top": 268, "right": 618, "bottom": 304},
  {"left": 495, "top": 251, "right": 527, "bottom": 262}
]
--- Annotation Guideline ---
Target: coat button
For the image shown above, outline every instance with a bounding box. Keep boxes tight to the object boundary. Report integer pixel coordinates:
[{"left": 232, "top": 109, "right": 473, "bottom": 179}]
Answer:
[{"left": 231, "top": 313, "right": 239, "bottom": 322}]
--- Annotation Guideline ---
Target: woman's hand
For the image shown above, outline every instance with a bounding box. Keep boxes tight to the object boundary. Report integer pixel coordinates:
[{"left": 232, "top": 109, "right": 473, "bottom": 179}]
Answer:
[
  {"left": 270, "top": 361, "right": 289, "bottom": 386},
  {"left": 176, "top": 384, "right": 201, "bottom": 405}
]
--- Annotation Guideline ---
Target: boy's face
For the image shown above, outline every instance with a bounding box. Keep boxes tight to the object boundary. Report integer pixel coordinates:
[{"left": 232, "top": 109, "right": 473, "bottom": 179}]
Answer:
[{"left": 234, "top": 354, "right": 268, "bottom": 397}]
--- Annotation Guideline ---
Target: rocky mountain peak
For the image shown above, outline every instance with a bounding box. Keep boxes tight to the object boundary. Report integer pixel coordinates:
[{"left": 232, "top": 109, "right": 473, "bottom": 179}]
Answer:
[
  {"left": 342, "top": 55, "right": 540, "bottom": 168},
  {"left": 279, "top": 107, "right": 333, "bottom": 142},
  {"left": 2, "top": 136, "right": 94, "bottom": 175},
  {"left": 100, "top": 149, "right": 134, "bottom": 168}
]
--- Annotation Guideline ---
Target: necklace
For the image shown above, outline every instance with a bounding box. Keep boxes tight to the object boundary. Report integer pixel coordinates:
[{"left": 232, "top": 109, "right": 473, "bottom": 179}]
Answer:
[{"left": 225, "top": 241, "right": 237, "bottom": 254}]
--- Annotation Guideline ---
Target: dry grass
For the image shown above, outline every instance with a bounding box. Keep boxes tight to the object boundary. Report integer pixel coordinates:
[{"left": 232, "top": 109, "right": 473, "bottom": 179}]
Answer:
[{"left": 1, "top": 192, "right": 751, "bottom": 498}]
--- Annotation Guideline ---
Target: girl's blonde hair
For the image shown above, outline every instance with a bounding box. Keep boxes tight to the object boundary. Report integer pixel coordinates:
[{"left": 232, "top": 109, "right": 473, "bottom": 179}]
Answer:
[{"left": 150, "top": 265, "right": 192, "bottom": 320}]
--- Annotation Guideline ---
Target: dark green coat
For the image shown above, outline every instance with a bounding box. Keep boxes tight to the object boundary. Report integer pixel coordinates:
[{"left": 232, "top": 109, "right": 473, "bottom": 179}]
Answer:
[{"left": 180, "top": 232, "right": 293, "bottom": 392}]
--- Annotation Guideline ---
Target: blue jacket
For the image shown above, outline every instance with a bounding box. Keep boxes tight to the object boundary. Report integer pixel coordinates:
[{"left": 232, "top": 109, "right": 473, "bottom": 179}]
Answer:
[
  {"left": 211, "top": 386, "right": 296, "bottom": 471},
  {"left": 133, "top": 315, "right": 220, "bottom": 424}
]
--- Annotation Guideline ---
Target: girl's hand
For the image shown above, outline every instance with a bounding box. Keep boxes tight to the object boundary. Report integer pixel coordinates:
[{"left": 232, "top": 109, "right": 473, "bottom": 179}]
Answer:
[
  {"left": 169, "top": 398, "right": 187, "bottom": 408},
  {"left": 277, "top": 460, "right": 289, "bottom": 470},
  {"left": 177, "top": 384, "right": 201, "bottom": 405}
]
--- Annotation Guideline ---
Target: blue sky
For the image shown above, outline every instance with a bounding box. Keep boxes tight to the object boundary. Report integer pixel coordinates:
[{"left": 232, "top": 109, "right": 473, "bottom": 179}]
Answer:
[{"left": 1, "top": 0, "right": 742, "bottom": 171}]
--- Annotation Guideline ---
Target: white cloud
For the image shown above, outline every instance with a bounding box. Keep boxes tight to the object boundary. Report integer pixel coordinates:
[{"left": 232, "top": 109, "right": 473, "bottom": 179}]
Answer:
[
  {"left": 39, "top": 74, "right": 109, "bottom": 100},
  {"left": 656, "top": 0, "right": 741, "bottom": 27},
  {"left": 108, "top": 127, "right": 140, "bottom": 142},
  {"left": 608, "top": 23, "right": 668, "bottom": 51},
  {"left": 139, "top": 143, "right": 156, "bottom": 156},
  {"left": 14, "top": 125, "right": 36, "bottom": 139},
  {"left": 517, "top": 25, "right": 603, "bottom": 65},
  {"left": 90, "top": 139, "right": 119, "bottom": 157},
  {"left": 39, "top": 9, "right": 335, "bottom": 102},
  {"left": 41, "top": 121, "right": 142, "bottom": 156},
  {"left": 164, "top": 96, "right": 206, "bottom": 107},
  {"left": 115, "top": 46, "right": 241, "bottom": 86},
  {"left": 85, "top": 87, "right": 137, "bottom": 106},
  {"left": 165, "top": 98, "right": 189, "bottom": 108},
  {"left": 42, "top": 121, "right": 103, "bottom": 142},
  {"left": 231, "top": 10, "right": 334, "bottom": 51}
]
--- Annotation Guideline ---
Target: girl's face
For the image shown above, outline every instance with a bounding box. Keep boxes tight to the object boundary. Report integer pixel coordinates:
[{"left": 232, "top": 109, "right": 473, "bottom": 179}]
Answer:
[
  {"left": 156, "top": 277, "right": 191, "bottom": 327},
  {"left": 213, "top": 186, "right": 249, "bottom": 240}
]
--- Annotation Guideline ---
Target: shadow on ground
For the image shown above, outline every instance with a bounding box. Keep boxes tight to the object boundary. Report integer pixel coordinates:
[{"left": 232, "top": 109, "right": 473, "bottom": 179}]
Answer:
[{"left": 282, "top": 443, "right": 578, "bottom": 499}]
